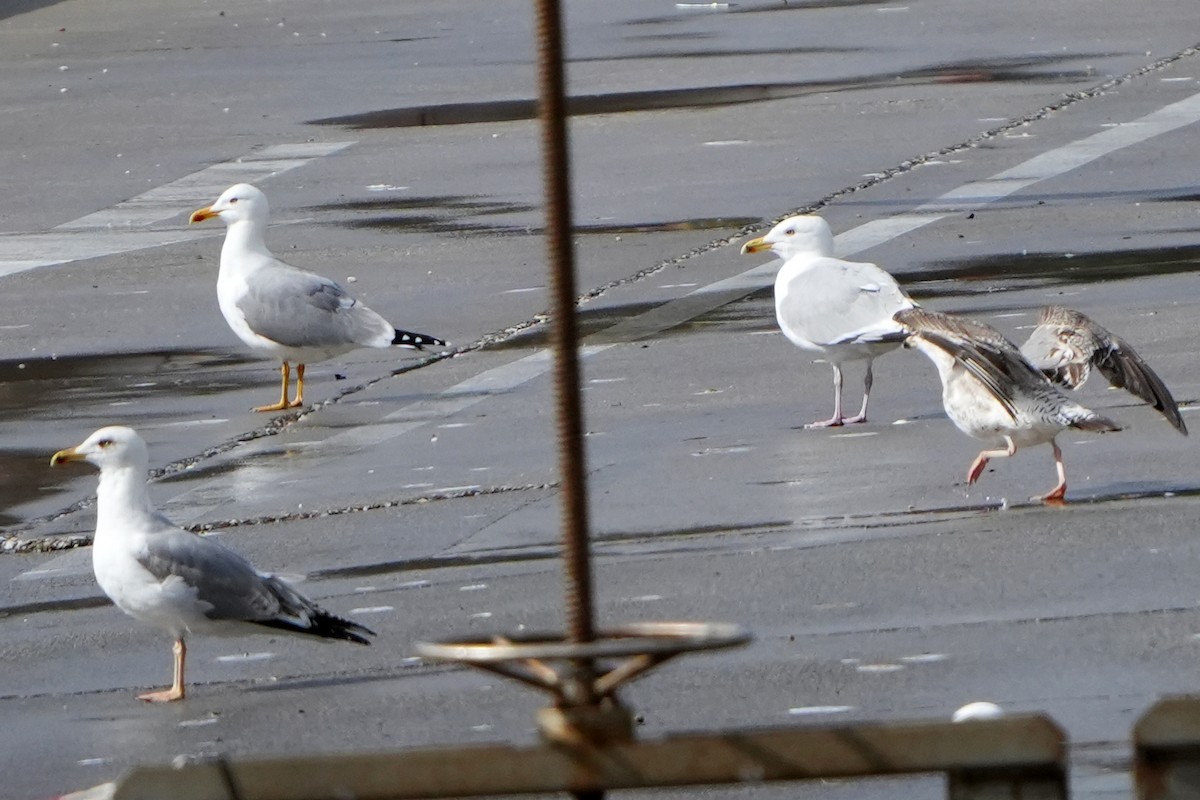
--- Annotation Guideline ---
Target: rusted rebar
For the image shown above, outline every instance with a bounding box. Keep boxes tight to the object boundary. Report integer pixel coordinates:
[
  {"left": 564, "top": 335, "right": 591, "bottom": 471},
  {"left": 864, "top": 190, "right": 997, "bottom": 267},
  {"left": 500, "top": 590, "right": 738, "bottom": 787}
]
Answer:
[{"left": 532, "top": 0, "right": 597, "bottom": 655}]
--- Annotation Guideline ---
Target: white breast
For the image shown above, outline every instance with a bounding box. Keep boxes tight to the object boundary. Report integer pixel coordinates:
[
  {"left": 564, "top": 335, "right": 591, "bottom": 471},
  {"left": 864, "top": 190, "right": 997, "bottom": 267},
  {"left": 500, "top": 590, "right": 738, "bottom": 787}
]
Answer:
[{"left": 92, "top": 535, "right": 211, "bottom": 638}]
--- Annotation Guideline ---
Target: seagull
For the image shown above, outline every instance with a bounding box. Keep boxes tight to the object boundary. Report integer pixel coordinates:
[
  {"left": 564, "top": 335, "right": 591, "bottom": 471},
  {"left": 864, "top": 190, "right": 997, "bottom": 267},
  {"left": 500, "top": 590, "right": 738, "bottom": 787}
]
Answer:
[
  {"left": 190, "top": 183, "right": 446, "bottom": 412},
  {"left": 51, "top": 426, "right": 375, "bottom": 702},
  {"left": 1019, "top": 305, "right": 1187, "bottom": 435},
  {"left": 741, "top": 215, "right": 914, "bottom": 427},
  {"left": 896, "top": 307, "right": 1121, "bottom": 502}
]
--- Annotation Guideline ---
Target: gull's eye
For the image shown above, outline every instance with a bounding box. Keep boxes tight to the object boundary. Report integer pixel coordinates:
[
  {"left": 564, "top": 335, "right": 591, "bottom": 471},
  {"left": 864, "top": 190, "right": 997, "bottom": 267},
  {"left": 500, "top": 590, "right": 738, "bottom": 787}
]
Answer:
[
  {"left": 229, "top": 197, "right": 240, "bottom": 204},
  {"left": 97, "top": 439, "right": 114, "bottom": 448},
  {"left": 785, "top": 228, "right": 795, "bottom": 236}
]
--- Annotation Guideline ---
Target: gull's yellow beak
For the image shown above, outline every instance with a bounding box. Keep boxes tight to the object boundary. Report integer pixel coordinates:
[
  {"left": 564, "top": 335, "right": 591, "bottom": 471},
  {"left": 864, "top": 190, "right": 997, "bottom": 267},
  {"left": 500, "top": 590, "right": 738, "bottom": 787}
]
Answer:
[
  {"left": 189, "top": 206, "right": 218, "bottom": 224},
  {"left": 50, "top": 446, "right": 84, "bottom": 467},
  {"left": 740, "top": 235, "right": 771, "bottom": 255}
]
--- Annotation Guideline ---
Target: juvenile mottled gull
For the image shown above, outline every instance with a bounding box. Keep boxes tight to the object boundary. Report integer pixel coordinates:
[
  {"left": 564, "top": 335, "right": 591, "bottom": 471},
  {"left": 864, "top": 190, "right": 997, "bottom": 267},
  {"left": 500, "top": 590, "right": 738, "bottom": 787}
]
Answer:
[
  {"left": 190, "top": 183, "right": 446, "bottom": 412},
  {"left": 51, "top": 426, "right": 374, "bottom": 702},
  {"left": 741, "top": 215, "right": 914, "bottom": 427},
  {"left": 896, "top": 307, "right": 1121, "bottom": 502},
  {"left": 1019, "top": 305, "right": 1187, "bottom": 435}
]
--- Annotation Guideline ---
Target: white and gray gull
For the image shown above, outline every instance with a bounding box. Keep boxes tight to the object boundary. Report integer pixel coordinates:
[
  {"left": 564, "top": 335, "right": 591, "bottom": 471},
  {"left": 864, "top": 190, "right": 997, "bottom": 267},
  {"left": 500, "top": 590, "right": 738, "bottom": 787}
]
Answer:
[
  {"left": 896, "top": 307, "right": 1121, "bottom": 502},
  {"left": 51, "top": 426, "right": 375, "bottom": 702},
  {"left": 190, "top": 183, "right": 446, "bottom": 412},
  {"left": 1019, "top": 305, "right": 1186, "bottom": 436},
  {"left": 741, "top": 215, "right": 914, "bottom": 427}
]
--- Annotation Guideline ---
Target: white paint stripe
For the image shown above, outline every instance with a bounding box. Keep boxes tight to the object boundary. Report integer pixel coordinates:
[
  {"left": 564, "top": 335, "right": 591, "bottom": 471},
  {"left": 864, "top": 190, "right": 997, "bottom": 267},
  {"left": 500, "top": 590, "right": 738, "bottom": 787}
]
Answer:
[
  {"left": 0, "top": 230, "right": 211, "bottom": 275},
  {"left": 17, "top": 91, "right": 1200, "bottom": 571},
  {"left": 0, "top": 141, "right": 354, "bottom": 274},
  {"left": 156, "top": 88, "right": 1200, "bottom": 524},
  {"left": 638, "top": 90, "right": 1200, "bottom": 329}
]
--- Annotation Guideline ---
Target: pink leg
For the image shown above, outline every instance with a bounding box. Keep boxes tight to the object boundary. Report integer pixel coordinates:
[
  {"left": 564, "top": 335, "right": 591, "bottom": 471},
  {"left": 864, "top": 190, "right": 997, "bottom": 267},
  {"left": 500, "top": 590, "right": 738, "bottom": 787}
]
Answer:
[
  {"left": 806, "top": 364, "right": 846, "bottom": 428},
  {"left": 967, "top": 436, "right": 1016, "bottom": 485},
  {"left": 138, "top": 638, "right": 186, "bottom": 703},
  {"left": 841, "top": 360, "right": 874, "bottom": 425},
  {"left": 1032, "top": 439, "right": 1068, "bottom": 503}
]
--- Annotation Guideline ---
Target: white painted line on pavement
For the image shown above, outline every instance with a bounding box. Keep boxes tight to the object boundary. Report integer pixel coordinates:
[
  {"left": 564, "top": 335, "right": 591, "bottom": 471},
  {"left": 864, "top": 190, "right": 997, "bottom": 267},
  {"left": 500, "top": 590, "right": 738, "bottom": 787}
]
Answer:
[
  {"left": 0, "top": 141, "right": 354, "bottom": 275},
  {"left": 159, "top": 88, "right": 1200, "bottom": 517},
  {"left": 19, "top": 89, "right": 1200, "bottom": 574},
  {"left": 146, "top": 88, "right": 1200, "bottom": 529}
]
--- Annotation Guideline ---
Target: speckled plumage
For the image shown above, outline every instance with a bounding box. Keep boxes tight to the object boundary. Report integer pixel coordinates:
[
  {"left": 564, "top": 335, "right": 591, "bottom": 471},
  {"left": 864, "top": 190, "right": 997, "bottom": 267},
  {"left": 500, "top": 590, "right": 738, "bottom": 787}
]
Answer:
[
  {"left": 897, "top": 307, "right": 1121, "bottom": 502},
  {"left": 1020, "top": 305, "right": 1186, "bottom": 435}
]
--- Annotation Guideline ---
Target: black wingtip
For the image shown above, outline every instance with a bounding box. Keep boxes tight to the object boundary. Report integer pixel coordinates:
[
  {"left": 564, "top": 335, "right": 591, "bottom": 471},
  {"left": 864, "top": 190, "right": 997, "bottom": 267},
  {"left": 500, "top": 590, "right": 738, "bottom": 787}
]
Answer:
[
  {"left": 258, "top": 612, "right": 376, "bottom": 645},
  {"left": 392, "top": 328, "right": 447, "bottom": 350}
]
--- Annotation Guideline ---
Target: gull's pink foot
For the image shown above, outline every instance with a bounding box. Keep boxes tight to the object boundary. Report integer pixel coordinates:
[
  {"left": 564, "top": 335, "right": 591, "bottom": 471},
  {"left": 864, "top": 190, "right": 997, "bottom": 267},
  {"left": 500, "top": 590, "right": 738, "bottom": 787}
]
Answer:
[
  {"left": 804, "top": 417, "right": 846, "bottom": 429},
  {"left": 137, "top": 687, "right": 185, "bottom": 703}
]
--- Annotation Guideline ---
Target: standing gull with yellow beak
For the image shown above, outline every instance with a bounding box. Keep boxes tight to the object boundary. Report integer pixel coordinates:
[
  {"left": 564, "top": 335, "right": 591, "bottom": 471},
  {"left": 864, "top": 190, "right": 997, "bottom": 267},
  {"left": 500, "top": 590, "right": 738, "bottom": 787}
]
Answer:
[
  {"left": 741, "top": 215, "right": 914, "bottom": 427},
  {"left": 51, "top": 426, "right": 374, "bottom": 702},
  {"left": 190, "top": 183, "right": 446, "bottom": 412}
]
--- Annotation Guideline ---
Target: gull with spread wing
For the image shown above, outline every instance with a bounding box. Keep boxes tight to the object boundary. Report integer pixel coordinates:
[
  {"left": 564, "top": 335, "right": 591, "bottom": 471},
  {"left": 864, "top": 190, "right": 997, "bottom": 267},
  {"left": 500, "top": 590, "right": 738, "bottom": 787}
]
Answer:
[
  {"left": 1019, "top": 305, "right": 1186, "bottom": 435},
  {"left": 897, "top": 307, "right": 1122, "bottom": 502}
]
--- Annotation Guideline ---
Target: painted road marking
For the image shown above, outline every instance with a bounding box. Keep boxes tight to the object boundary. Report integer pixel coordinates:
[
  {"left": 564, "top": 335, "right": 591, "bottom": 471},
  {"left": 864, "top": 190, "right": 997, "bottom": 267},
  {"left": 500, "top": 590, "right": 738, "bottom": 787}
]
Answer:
[
  {"left": 0, "top": 141, "right": 354, "bottom": 277},
  {"left": 17, "top": 89, "right": 1200, "bottom": 577},
  {"left": 148, "top": 88, "right": 1200, "bottom": 528}
]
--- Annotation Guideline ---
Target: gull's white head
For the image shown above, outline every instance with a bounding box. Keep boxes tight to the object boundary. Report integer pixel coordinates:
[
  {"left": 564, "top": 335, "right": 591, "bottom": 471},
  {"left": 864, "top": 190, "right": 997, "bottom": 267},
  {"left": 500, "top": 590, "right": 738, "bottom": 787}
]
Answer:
[
  {"left": 189, "top": 183, "right": 269, "bottom": 226},
  {"left": 740, "top": 215, "right": 835, "bottom": 260},
  {"left": 51, "top": 426, "right": 150, "bottom": 473}
]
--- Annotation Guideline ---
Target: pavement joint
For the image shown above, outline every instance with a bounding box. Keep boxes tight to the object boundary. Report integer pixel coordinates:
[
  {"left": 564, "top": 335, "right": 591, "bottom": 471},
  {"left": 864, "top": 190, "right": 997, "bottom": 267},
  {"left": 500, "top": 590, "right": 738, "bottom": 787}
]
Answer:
[
  {"left": 1, "top": 482, "right": 558, "bottom": 555},
  {"left": 186, "top": 482, "right": 560, "bottom": 534}
]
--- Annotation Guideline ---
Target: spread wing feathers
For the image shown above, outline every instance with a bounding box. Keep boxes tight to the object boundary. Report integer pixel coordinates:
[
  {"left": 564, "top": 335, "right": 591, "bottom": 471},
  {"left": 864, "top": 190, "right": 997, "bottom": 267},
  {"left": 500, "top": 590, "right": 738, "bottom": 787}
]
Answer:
[
  {"left": 895, "top": 307, "right": 1062, "bottom": 421},
  {"left": 238, "top": 263, "right": 393, "bottom": 349},
  {"left": 1022, "top": 306, "right": 1186, "bottom": 435},
  {"left": 778, "top": 257, "right": 913, "bottom": 346},
  {"left": 136, "top": 525, "right": 375, "bottom": 645},
  {"left": 909, "top": 329, "right": 1021, "bottom": 422},
  {"left": 896, "top": 307, "right": 1050, "bottom": 382}
]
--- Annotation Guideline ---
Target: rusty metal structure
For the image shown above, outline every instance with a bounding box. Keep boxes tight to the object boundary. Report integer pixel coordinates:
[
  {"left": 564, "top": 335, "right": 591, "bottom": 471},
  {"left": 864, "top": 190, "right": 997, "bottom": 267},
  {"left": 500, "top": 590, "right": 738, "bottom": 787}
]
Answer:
[{"left": 415, "top": 0, "right": 750, "bottom": 760}]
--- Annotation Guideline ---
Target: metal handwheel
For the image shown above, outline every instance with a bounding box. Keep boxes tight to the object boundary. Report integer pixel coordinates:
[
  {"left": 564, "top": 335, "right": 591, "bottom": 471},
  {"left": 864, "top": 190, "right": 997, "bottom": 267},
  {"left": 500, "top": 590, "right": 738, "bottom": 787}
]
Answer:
[{"left": 416, "top": 621, "right": 751, "bottom": 703}]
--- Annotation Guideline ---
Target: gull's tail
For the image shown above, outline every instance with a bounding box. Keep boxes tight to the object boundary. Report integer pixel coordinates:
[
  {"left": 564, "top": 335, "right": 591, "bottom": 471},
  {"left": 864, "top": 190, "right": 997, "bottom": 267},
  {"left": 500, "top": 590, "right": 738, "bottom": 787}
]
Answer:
[
  {"left": 1063, "top": 406, "right": 1123, "bottom": 435},
  {"left": 257, "top": 575, "right": 376, "bottom": 645},
  {"left": 393, "top": 327, "right": 447, "bottom": 350}
]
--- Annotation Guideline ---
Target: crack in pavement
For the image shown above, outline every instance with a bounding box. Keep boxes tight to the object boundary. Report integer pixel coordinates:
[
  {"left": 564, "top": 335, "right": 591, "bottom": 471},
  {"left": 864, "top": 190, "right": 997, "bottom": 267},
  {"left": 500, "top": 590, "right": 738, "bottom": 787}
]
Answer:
[
  {"left": 2, "top": 482, "right": 558, "bottom": 554},
  {"left": 187, "top": 481, "right": 559, "bottom": 533}
]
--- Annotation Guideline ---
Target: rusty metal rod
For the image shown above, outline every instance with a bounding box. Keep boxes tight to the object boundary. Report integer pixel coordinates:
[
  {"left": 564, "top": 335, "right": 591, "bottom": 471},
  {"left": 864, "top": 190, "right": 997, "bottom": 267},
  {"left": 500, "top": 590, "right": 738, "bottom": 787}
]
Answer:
[{"left": 532, "top": 0, "right": 597, "bottom": 652}]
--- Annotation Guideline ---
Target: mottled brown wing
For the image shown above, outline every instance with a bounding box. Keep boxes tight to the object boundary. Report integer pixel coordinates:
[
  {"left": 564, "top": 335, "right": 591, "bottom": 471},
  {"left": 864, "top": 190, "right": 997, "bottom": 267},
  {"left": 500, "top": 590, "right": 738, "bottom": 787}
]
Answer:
[{"left": 1026, "top": 306, "right": 1186, "bottom": 435}]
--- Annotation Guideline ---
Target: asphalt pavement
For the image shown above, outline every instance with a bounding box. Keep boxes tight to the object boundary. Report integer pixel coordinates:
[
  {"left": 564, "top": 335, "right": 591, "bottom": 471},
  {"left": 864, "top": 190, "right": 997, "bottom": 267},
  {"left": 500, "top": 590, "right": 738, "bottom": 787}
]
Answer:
[{"left": 2, "top": 1, "right": 1200, "bottom": 798}]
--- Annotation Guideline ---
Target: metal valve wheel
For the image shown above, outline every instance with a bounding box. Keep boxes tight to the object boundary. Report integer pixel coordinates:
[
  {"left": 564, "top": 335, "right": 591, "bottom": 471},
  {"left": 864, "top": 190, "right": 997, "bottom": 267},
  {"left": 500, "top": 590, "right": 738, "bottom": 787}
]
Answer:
[{"left": 416, "top": 621, "right": 751, "bottom": 703}]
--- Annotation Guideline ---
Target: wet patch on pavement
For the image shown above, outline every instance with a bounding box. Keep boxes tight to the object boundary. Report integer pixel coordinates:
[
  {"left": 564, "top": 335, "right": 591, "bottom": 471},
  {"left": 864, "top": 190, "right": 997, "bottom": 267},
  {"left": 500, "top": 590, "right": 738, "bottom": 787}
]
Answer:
[
  {"left": 312, "top": 198, "right": 754, "bottom": 238},
  {"left": 576, "top": 217, "right": 760, "bottom": 235},
  {"left": 484, "top": 290, "right": 775, "bottom": 352},
  {"left": 575, "top": 46, "right": 867, "bottom": 62},
  {"left": 308, "top": 55, "right": 1102, "bottom": 129},
  {"left": 0, "top": 349, "right": 266, "bottom": 422},
  {"left": 307, "top": 195, "right": 535, "bottom": 234},
  {"left": 0, "top": 449, "right": 81, "bottom": 528},
  {"left": 904, "top": 243, "right": 1200, "bottom": 299}
]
